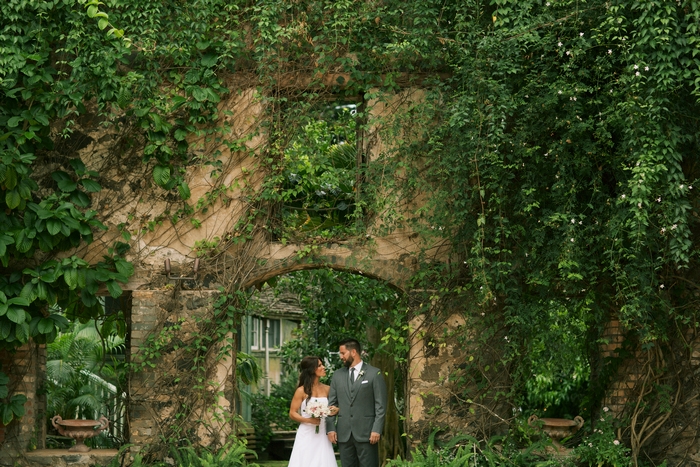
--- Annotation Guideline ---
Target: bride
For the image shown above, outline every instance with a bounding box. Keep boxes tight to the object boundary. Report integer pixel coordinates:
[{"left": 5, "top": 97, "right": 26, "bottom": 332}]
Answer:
[{"left": 287, "top": 356, "right": 339, "bottom": 467}]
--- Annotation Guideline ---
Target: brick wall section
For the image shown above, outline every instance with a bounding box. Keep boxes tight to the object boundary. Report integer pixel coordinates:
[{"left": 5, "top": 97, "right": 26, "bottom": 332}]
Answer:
[
  {"left": 129, "top": 289, "right": 231, "bottom": 451},
  {"left": 0, "top": 342, "right": 42, "bottom": 456},
  {"left": 600, "top": 318, "right": 630, "bottom": 414},
  {"left": 128, "top": 290, "right": 161, "bottom": 448}
]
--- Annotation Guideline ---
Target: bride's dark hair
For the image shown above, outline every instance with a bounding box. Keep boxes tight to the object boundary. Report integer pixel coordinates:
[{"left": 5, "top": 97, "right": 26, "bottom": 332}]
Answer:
[{"left": 297, "top": 356, "right": 321, "bottom": 401}]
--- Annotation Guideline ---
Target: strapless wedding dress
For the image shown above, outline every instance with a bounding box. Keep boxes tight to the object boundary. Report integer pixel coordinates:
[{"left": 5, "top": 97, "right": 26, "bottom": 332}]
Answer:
[{"left": 287, "top": 397, "right": 337, "bottom": 467}]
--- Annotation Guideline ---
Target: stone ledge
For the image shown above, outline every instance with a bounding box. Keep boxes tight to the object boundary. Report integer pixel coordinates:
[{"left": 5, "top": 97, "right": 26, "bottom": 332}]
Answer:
[{"left": 1, "top": 449, "right": 118, "bottom": 467}]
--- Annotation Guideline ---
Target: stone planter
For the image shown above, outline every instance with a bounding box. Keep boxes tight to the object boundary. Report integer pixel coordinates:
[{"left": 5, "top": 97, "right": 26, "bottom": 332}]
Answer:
[
  {"left": 51, "top": 415, "right": 109, "bottom": 452},
  {"left": 528, "top": 415, "right": 584, "bottom": 453}
]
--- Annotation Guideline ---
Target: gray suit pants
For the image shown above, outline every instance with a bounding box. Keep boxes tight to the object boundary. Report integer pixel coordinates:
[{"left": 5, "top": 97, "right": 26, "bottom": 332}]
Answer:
[{"left": 338, "top": 434, "right": 379, "bottom": 467}]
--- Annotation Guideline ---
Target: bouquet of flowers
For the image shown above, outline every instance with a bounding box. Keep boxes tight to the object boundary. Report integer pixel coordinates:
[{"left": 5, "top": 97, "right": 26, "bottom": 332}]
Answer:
[{"left": 305, "top": 399, "right": 332, "bottom": 433}]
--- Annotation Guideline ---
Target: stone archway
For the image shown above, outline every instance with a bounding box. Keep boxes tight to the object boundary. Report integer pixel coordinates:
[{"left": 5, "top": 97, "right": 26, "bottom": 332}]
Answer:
[
  {"left": 242, "top": 241, "right": 419, "bottom": 291},
  {"left": 125, "top": 242, "right": 422, "bottom": 453}
]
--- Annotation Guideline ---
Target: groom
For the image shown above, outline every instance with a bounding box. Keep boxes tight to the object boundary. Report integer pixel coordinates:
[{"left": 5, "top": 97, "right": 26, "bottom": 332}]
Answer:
[{"left": 327, "top": 338, "right": 387, "bottom": 467}]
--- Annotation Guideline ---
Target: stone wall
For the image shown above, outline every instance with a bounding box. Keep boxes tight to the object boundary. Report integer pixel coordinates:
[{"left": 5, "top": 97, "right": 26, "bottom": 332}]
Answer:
[
  {"left": 129, "top": 289, "right": 232, "bottom": 453},
  {"left": 406, "top": 310, "right": 511, "bottom": 447},
  {"left": 0, "top": 342, "right": 45, "bottom": 464}
]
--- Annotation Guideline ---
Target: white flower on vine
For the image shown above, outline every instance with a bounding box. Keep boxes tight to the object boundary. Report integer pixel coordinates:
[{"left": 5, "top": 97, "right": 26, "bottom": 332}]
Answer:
[
  {"left": 580, "top": 32, "right": 584, "bottom": 37},
  {"left": 588, "top": 443, "right": 593, "bottom": 447},
  {"left": 660, "top": 284, "right": 665, "bottom": 289},
  {"left": 661, "top": 227, "right": 666, "bottom": 233},
  {"left": 644, "top": 66, "right": 649, "bottom": 71},
  {"left": 603, "top": 407, "right": 609, "bottom": 412},
  {"left": 672, "top": 224, "right": 677, "bottom": 230},
  {"left": 566, "top": 50, "right": 571, "bottom": 55},
  {"left": 570, "top": 238, "right": 575, "bottom": 242},
  {"left": 680, "top": 184, "right": 685, "bottom": 189},
  {"left": 579, "top": 221, "right": 582, "bottom": 225},
  {"left": 558, "top": 41, "right": 563, "bottom": 47},
  {"left": 634, "top": 64, "right": 639, "bottom": 69},
  {"left": 638, "top": 202, "right": 642, "bottom": 208},
  {"left": 614, "top": 440, "right": 620, "bottom": 445},
  {"left": 621, "top": 194, "right": 626, "bottom": 199},
  {"left": 636, "top": 71, "right": 640, "bottom": 76},
  {"left": 656, "top": 197, "right": 661, "bottom": 202},
  {"left": 608, "top": 49, "right": 612, "bottom": 54},
  {"left": 558, "top": 90, "right": 562, "bottom": 94},
  {"left": 571, "top": 219, "right": 576, "bottom": 224}
]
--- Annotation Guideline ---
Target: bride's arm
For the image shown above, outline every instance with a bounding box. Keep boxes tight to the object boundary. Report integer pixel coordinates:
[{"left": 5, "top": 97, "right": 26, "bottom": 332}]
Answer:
[{"left": 288, "top": 387, "right": 319, "bottom": 425}]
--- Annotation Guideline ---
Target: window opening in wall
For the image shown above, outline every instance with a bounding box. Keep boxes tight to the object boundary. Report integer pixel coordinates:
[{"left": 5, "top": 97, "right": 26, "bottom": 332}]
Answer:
[
  {"left": 44, "top": 294, "right": 130, "bottom": 449},
  {"left": 270, "top": 98, "right": 370, "bottom": 242}
]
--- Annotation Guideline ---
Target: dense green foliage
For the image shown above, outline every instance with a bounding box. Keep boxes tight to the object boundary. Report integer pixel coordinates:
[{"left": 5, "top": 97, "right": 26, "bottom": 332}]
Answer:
[
  {"left": 274, "top": 269, "right": 405, "bottom": 366},
  {"left": 393, "top": 0, "right": 700, "bottom": 423}
]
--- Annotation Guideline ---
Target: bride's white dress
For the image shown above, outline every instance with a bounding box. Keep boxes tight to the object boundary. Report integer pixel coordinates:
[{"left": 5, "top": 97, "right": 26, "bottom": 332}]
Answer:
[{"left": 287, "top": 396, "right": 337, "bottom": 467}]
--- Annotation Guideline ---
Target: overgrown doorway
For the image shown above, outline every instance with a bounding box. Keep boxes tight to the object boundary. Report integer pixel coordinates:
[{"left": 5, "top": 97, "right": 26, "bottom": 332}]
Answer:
[{"left": 240, "top": 268, "right": 408, "bottom": 462}]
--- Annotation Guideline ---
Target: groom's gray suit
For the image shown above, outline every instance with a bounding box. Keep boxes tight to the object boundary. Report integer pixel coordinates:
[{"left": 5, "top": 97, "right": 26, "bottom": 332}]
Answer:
[{"left": 327, "top": 362, "right": 387, "bottom": 467}]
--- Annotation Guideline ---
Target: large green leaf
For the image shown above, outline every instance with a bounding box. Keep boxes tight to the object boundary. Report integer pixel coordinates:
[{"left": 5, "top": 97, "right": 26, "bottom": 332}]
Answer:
[
  {"left": 57, "top": 179, "right": 77, "bottom": 192},
  {"left": 64, "top": 268, "right": 78, "bottom": 289},
  {"left": 0, "top": 319, "right": 11, "bottom": 340},
  {"left": 70, "top": 191, "right": 91, "bottom": 207},
  {"left": 106, "top": 280, "right": 123, "bottom": 298},
  {"left": 19, "top": 282, "right": 37, "bottom": 302},
  {"left": 114, "top": 259, "right": 134, "bottom": 277},
  {"left": 10, "top": 394, "right": 27, "bottom": 417},
  {"left": 37, "top": 317, "right": 55, "bottom": 334},
  {"left": 178, "top": 182, "right": 191, "bottom": 200},
  {"left": 5, "top": 307, "right": 26, "bottom": 324},
  {"left": 79, "top": 179, "right": 102, "bottom": 193},
  {"left": 14, "top": 230, "right": 33, "bottom": 253},
  {"left": 2, "top": 404, "right": 14, "bottom": 425},
  {"left": 46, "top": 219, "right": 62, "bottom": 236},
  {"left": 153, "top": 165, "right": 171, "bottom": 187},
  {"left": 14, "top": 322, "right": 29, "bottom": 342},
  {"left": 5, "top": 190, "right": 20, "bottom": 209}
]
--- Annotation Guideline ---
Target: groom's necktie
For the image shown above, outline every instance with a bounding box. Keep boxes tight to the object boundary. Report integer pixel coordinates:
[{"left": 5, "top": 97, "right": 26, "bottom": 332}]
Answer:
[{"left": 350, "top": 367, "right": 355, "bottom": 383}]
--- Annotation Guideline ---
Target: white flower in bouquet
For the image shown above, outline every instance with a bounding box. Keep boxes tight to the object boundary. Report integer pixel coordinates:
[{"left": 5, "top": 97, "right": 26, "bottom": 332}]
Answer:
[{"left": 305, "top": 399, "right": 332, "bottom": 433}]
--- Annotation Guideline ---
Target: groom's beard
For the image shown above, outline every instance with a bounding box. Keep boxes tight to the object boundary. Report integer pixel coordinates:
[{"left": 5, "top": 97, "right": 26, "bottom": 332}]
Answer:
[{"left": 343, "top": 359, "right": 352, "bottom": 368}]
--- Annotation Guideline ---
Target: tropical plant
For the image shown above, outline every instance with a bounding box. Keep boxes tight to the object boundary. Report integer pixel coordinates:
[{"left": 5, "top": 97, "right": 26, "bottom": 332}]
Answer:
[{"left": 46, "top": 318, "right": 126, "bottom": 447}]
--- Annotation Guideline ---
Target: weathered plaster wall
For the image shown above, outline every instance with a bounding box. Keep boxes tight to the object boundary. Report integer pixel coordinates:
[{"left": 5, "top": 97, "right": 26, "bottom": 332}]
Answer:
[{"left": 406, "top": 311, "right": 512, "bottom": 447}]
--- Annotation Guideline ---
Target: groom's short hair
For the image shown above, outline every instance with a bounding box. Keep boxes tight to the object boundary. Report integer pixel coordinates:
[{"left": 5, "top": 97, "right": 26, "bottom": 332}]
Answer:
[{"left": 339, "top": 338, "right": 361, "bottom": 353}]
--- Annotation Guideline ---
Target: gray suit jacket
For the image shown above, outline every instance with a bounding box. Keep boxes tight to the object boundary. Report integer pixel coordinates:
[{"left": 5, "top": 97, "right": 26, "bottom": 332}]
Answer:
[{"left": 327, "top": 362, "right": 387, "bottom": 443}]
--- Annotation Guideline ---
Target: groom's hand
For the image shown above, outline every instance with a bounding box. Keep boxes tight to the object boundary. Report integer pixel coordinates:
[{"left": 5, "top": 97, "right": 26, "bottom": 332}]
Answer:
[
  {"left": 369, "top": 432, "right": 381, "bottom": 444},
  {"left": 328, "top": 431, "right": 337, "bottom": 444}
]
